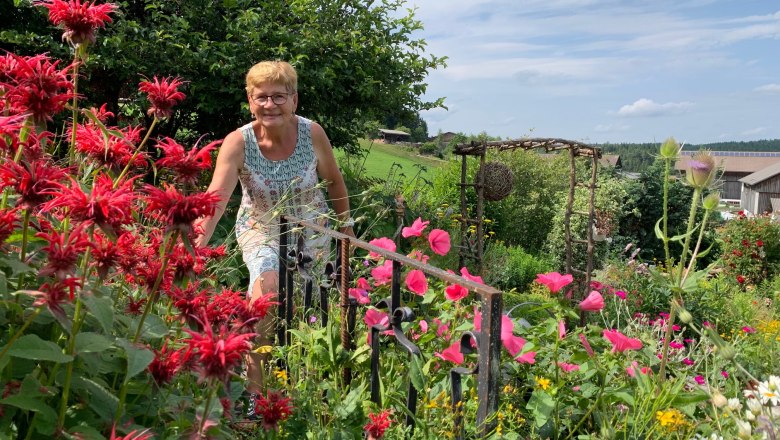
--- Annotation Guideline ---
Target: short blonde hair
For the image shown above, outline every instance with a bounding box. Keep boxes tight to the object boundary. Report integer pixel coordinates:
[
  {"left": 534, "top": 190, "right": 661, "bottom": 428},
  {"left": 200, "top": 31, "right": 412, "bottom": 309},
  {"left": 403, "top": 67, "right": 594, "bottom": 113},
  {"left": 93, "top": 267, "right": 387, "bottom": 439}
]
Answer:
[{"left": 245, "top": 61, "right": 298, "bottom": 93}]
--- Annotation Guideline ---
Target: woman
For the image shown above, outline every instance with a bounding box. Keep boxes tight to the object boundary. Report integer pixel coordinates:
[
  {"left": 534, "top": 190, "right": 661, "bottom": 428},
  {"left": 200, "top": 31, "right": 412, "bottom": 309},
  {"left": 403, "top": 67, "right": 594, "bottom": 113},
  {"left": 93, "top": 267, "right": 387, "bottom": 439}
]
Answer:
[{"left": 194, "top": 61, "right": 353, "bottom": 402}]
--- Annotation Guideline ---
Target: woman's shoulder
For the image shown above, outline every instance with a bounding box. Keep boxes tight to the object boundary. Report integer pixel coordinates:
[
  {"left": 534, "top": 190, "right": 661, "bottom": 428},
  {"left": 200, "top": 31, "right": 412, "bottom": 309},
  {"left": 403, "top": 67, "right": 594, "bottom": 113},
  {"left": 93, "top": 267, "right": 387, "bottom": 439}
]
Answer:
[{"left": 217, "top": 128, "right": 246, "bottom": 162}]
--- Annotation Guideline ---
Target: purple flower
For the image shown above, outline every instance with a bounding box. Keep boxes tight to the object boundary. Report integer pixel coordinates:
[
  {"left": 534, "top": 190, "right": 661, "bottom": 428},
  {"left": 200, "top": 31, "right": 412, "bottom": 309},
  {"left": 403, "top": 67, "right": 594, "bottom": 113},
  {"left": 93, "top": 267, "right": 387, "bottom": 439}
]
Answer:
[{"left": 694, "top": 375, "right": 705, "bottom": 385}]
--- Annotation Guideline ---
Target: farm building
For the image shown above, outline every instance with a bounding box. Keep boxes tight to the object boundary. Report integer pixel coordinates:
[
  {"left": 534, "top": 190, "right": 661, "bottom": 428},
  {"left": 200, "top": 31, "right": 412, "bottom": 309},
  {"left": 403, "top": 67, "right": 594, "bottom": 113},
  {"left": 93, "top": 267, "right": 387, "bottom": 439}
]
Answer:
[
  {"left": 377, "top": 128, "right": 411, "bottom": 144},
  {"left": 599, "top": 154, "right": 622, "bottom": 169},
  {"left": 675, "top": 151, "right": 780, "bottom": 201},
  {"left": 739, "top": 161, "right": 780, "bottom": 215}
]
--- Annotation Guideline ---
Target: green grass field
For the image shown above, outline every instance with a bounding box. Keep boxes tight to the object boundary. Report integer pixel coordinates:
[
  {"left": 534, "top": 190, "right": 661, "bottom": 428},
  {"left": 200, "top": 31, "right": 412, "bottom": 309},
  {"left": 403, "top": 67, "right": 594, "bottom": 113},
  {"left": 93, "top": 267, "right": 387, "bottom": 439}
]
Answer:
[{"left": 335, "top": 139, "right": 446, "bottom": 182}]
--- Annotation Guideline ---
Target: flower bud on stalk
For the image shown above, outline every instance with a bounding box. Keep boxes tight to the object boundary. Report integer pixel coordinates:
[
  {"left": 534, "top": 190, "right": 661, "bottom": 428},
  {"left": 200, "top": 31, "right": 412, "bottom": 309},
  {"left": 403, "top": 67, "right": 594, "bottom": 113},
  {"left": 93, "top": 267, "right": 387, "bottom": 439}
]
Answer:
[
  {"left": 702, "top": 192, "right": 720, "bottom": 211},
  {"left": 686, "top": 151, "right": 717, "bottom": 189},
  {"left": 677, "top": 307, "right": 693, "bottom": 324},
  {"left": 711, "top": 391, "right": 728, "bottom": 408},
  {"left": 659, "top": 137, "right": 680, "bottom": 160}
]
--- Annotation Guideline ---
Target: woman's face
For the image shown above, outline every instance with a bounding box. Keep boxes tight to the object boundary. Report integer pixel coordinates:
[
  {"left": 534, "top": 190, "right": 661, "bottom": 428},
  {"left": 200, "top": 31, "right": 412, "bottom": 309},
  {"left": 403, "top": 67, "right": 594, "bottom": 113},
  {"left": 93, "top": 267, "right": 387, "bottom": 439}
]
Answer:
[{"left": 247, "top": 82, "right": 298, "bottom": 128}]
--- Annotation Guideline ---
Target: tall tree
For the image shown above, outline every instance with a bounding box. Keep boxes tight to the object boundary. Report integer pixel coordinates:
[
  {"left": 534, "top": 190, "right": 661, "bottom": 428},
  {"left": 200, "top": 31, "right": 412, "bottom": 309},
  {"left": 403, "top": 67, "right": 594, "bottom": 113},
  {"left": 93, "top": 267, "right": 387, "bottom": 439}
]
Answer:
[{"left": 1, "top": 0, "right": 446, "bottom": 149}]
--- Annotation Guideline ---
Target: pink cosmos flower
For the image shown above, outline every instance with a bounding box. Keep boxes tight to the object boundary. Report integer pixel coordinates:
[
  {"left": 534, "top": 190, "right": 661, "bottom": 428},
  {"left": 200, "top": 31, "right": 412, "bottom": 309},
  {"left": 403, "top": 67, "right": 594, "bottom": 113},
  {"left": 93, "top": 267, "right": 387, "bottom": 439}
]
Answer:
[
  {"left": 460, "top": 267, "right": 484, "bottom": 284},
  {"left": 36, "top": 0, "right": 117, "bottom": 46},
  {"left": 435, "top": 341, "right": 464, "bottom": 365},
  {"left": 370, "top": 260, "right": 393, "bottom": 286},
  {"left": 138, "top": 76, "right": 186, "bottom": 120},
  {"left": 445, "top": 283, "right": 469, "bottom": 301},
  {"left": 603, "top": 329, "right": 643, "bottom": 353},
  {"left": 405, "top": 269, "right": 428, "bottom": 296},
  {"left": 428, "top": 229, "right": 451, "bottom": 256},
  {"left": 368, "top": 237, "right": 396, "bottom": 259},
  {"left": 348, "top": 287, "right": 370, "bottom": 304},
  {"left": 557, "top": 362, "right": 580, "bottom": 373},
  {"left": 402, "top": 217, "right": 429, "bottom": 238},
  {"left": 534, "top": 272, "right": 573, "bottom": 294},
  {"left": 614, "top": 290, "right": 627, "bottom": 300},
  {"left": 579, "top": 291, "right": 604, "bottom": 312}
]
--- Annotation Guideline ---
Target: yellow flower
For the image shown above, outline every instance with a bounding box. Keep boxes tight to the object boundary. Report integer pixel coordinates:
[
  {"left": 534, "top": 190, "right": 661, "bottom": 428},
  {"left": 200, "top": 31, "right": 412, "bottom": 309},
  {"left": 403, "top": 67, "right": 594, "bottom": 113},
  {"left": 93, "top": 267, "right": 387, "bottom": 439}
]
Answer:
[
  {"left": 535, "top": 376, "right": 551, "bottom": 391},
  {"left": 655, "top": 408, "right": 689, "bottom": 432},
  {"left": 274, "top": 368, "right": 288, "bottom": 383}
]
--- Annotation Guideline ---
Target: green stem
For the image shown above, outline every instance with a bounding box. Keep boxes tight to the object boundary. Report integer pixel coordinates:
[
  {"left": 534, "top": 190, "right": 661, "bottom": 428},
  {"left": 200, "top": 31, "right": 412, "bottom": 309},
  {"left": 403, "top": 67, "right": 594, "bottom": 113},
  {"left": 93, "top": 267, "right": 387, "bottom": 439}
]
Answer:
[
  {"left": 56, "top": 296, "right": 85, "bottom": 430},
  {"left": 682, "top": 208, "right": 712, "bottom": 284},
  {"left": 0, "top": 308, "right": 42, "bottom": 364},
  {"left": 16, "top": 209, "right": 31, "bottom": 292},
  {"left": 564, "top": 371, "right": 604, "bottom": 440},
  {"left": 68, "top": 49, "right": 82, "bottom": 165},
  {"left": 199, "top": 380, "right": 217, "bottom": 437},
  {"left": 114, "top": 117, "right": 158, "bottom": 188},
  {"left": 662, "top": 158, "right": 671, "bottom": 267},
  {"left": 657, "top": 300, "right": 678, "bottom": 382},
  {"left": 132, "top": 230, "right": 177, "bottom": 343},
  {"left": 677, "top": 188, "right": 702, "bottom": 286}
]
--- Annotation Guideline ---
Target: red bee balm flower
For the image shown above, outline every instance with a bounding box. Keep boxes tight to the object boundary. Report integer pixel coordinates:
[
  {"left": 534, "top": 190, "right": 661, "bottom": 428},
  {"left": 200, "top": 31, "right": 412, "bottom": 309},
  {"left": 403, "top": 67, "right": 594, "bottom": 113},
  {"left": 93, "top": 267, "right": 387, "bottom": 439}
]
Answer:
[
  {"left": 1, "top": 53, "right": 73, "bottom": 123},
  {"left": 155, "top": 137, "right": 220, "bottom": 185},
  {"left": 254, "top": 390, "right": 293, "bottom": 431},
  {"left": 139, "top": 76, "right": 186, "bottom": 120},
  {"left": 184, "top": 320, "right": 254, "bottom": 383},
  {"left": 364, "top": 410, "right": 393, "bottom": 439},
  {"left": 143, "top": 184, "right": 220, "bottom": 235},
  {"left": 0, "top": 157, "right": 68, "bottom": 209},
  {"left": 35, "top": 0, "right": 117, "bottom": 46}
]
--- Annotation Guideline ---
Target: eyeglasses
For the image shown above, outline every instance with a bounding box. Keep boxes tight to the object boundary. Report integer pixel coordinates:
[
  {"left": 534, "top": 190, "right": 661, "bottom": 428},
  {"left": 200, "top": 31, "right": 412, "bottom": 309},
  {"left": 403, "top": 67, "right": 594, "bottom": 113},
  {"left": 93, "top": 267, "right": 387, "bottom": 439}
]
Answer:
[{"left": 250, "top": 93, "right": 292, "bottom": 106}]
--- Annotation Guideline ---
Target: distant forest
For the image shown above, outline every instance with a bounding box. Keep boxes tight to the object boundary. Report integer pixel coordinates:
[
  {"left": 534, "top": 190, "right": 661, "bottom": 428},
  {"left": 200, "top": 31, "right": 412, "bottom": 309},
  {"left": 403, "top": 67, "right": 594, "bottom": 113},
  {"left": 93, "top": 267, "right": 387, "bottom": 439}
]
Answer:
[{"left": 599, "top": 139, "right": 780, "bottom": 173}]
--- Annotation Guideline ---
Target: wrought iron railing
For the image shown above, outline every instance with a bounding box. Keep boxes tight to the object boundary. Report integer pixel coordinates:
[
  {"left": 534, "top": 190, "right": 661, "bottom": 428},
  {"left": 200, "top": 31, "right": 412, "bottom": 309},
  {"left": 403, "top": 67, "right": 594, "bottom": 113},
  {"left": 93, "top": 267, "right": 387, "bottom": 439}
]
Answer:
[{"left": 277, "top": 215, "right": 503, "bottom": 438}]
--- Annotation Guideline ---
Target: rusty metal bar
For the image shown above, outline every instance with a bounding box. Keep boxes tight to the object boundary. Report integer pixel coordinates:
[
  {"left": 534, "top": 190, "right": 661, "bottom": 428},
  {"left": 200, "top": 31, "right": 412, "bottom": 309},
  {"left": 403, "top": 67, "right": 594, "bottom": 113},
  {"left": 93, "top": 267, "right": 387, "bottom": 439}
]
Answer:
[
  {"left": 340, "top": 235, "right": 352, "bottom": 384},
  {"left": 476, "top": 290, "right": 502, "bottom": 435},
  {"left": 278, "top": 218, "right": 289, "bottom": 345}
]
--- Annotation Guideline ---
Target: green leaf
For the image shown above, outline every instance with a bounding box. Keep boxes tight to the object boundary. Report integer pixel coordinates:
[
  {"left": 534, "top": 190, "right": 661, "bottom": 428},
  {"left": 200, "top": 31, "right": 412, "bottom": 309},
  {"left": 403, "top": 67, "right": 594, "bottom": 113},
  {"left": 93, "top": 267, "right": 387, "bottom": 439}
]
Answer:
[
  {"left": 71, "top": 376, "right": 119, "bottom": 421},
  {"left": 117, "top": 339, "right": 154, "bottom": 383},
  {"left": 409, "top": 354, "right": 426, "bottom": 392},
  {"left": 139, "top": 314, "right": 169, "bottom": 339},
  {"left": 654, "top": 217, "right": 664, "bottom": 240},
  {"left": 526, "top": 390, "right": 554, "bottom": 428},
  {"left": 333, "top": 386, "right": 364, "bottom": 421},
  {"left": 75, "top": 332, "right": 113, "bottom": 354},
  {"left": 0, "top": 255, "right": 36, "bottom": 276},
  {"left": 82, "top": 294, "right": 114, "bottom": 334},
  {"left": 6, "top": 334, "right": 73, "bottom": 363},
  {"left": 671, "top": 389, "right": 709, "bottom": 406},
  {"left": 0, "top": 375, "right": 57, "bottom": 435},
  {"left": 669, "top": 224, "right": 699, "bottom": 242},
  {"left": 422, "top": 290, "right": 436, "bottom": 304}
]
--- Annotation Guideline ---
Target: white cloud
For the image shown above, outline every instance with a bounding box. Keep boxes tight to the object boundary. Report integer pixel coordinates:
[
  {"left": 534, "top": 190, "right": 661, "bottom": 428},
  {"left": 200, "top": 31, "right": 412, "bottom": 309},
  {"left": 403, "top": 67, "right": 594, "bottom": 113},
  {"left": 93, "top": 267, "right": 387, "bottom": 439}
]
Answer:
[
  {"left": 742, "top": 127, "right": 767, "bottom": 136},
  {"left": 616, "top": 99, "right": 694, "bottom": 117},
  {"left": 755, "top": 83, "right": 780, "bottom": 93}
]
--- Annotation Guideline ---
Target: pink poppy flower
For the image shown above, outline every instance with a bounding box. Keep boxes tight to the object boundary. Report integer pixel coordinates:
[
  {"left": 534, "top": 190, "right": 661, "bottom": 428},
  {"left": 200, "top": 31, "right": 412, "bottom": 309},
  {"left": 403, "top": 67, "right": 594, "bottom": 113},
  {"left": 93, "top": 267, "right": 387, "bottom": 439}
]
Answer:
[
  {"left": 364, "top": 308, "right": 391, "bottom": 345},
  {"left": 460, "top": 267, "right": 484, "bottom": 284},
  {"left": 368, "top": 237, "right": 396, "bottom": 259},
  {"left": 445, "top": 283, "right": 469, "bottom": 301},
  {"left": 558, "top": 320, "right": 566, "bottom": 339},
  {"left": 428, "top": 229, "right": 451, "bottom": 256},
  {"left": 534, "top": 272, "right": 573, "bottom": 294},
  {"left": 356, "top": 277, "right": 372, "bottom": 291},
  {"left": 402, "top": 217, "right": 429, "bottom": 238},
  {"left": 405, "top": 270, "right": 428, "bottom": 296},
  {"left": 579, "top": 291, "right": 604, "bottom": 312},
  {"left": 557, "top": 362, "right": 580, "bottom": 373},
  {"left": 603, "top": 329, "right": 643, "bottom": 353},
  {"left": 371, "top": 260, "right": 393, "bottom": 286},
  {"left": 435, "top": 341, "right": 463, "bottom": 365}
]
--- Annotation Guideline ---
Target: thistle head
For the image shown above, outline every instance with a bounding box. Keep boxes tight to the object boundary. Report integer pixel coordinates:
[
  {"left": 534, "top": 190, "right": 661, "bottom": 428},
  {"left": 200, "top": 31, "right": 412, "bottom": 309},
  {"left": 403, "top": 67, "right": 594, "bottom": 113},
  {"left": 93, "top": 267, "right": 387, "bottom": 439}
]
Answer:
[
  {"left": 686, "top": 151, "right": 717, "bottom": 189},
  {"left": 702, "top": 192, "right": 720, "bottom": 211},
  {"left": 659, "top": 137, "right": 680, "bottom": 160}
]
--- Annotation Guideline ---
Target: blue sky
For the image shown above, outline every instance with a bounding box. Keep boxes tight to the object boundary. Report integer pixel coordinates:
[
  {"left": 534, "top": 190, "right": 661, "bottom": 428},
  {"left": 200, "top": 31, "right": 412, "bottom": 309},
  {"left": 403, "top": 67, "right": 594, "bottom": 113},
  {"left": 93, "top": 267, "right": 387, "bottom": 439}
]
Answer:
[{"left": 405, "top": 0, "right": 779, "bottom": 144}]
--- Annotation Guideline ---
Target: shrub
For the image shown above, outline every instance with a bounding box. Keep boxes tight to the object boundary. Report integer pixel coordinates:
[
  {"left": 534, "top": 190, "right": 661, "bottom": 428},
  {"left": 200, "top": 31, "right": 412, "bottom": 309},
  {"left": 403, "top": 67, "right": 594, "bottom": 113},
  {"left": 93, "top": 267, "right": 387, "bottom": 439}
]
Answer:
[
  {"left": 718, "top": 213, "right": 780, "bottom": 286},
  {"left": 483, "top": 242, "right": 552, "bottom": 292}
]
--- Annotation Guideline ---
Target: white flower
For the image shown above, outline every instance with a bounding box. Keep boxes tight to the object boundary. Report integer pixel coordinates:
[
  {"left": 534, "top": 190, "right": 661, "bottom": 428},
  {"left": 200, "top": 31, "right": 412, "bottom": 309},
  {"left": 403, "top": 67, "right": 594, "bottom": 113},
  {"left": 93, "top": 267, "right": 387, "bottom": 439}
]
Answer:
[
  {"left": 735, "top": 419, "right": 752, "bottom": 439},
  {"left": 747, "top": 398, "right": 763, "bottom": 416},
  {"left": 727, "top": 398, "right": 743, "bottom": 412},
  {"left": 758, "top": 379, "right": 780, "bottom": 406},
  {"left": 744, "top": 408, "right": 756, "bottom": 421}
]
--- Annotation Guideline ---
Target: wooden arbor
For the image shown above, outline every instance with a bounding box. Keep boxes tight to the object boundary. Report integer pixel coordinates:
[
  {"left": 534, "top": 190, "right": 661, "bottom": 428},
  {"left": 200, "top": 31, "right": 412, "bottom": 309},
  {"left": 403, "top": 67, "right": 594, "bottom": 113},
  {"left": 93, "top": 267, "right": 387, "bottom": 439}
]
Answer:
[{"left": 453, "top": 138, "right": 602, "bottom": 297}]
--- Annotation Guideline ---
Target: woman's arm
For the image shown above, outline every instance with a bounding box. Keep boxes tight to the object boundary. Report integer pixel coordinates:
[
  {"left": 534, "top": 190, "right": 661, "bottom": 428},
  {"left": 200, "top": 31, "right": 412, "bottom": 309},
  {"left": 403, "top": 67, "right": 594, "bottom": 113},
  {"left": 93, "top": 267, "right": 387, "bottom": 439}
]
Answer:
[
  {"left": 311, "top": 122, "right": 353, "bottom": 234},
  {"left": 194, "top": 129, "right": 244, "bottom": 247}
]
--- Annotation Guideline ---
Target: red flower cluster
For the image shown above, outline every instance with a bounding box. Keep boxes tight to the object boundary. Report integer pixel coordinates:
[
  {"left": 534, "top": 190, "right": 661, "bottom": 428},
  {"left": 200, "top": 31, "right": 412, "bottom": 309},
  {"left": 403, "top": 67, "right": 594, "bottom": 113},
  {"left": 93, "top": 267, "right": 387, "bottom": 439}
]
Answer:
[
  {"left": 147, "top": 343, "right": 189, "bottom": 385},
  {"left": 138, "top": 76, "right": 186, "bottom": 120},
  {"left": 155, "top": 137, "right": 220, "bottom": 185},
  {"left": 0, "top": 157, "right": 69, "bottom": 210},
  {"left": 364, "top": 409, "right": 393, "bottom": 439},
  {"left": 254, "top": 390, "right": 293, "bottom": 431},
  {"left": 184, "top": 318, "right": 254, "bottom": 383},
  {"left": 73, "top": 123, "right": 147, "bottom": 171},
  {"left": 36, "top": 0, "right": 117, "bottom": 46},
  {"left": 0, "top": 53, "right": 73, "bottom": 123},
  {"left": 143, "top": 184, "right": 220, "bottom": 236}
]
